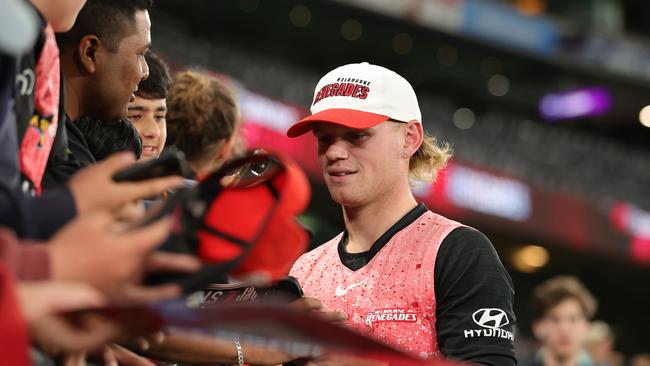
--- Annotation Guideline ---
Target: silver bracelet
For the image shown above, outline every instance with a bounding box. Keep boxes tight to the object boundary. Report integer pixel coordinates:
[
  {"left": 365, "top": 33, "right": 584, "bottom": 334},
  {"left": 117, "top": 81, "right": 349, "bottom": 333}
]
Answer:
[{"left": 234, "top": 337, "right": 244, "bottom": 366}]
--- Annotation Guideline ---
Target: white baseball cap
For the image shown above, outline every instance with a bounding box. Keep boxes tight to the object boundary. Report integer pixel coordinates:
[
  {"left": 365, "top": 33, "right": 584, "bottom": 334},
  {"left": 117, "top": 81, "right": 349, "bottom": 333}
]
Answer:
[{"left": 287, "top": 62, "right": 421, "bottom": 137}]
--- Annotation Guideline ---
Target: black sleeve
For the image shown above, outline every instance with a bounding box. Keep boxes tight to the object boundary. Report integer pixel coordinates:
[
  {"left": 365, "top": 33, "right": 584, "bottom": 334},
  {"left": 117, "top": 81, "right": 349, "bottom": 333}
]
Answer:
[{"left": 434, "top": 227, "right": 517, "bottom": 366}]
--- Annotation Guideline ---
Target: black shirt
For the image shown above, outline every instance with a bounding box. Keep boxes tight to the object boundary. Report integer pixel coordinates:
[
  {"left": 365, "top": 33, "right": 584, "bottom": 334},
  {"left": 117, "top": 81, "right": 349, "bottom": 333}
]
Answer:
[
  {"left": 42, "top": 116, "right": 96, "bottom": 189},
  {"left": 338, "top": 204, "right": 517, "bottom": 366}
]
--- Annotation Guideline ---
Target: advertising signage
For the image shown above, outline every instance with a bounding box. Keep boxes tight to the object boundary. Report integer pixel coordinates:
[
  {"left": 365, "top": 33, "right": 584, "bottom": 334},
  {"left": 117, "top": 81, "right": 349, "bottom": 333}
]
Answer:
[{"left": 235, "top": 80, "right": 645, "bottom": 265}]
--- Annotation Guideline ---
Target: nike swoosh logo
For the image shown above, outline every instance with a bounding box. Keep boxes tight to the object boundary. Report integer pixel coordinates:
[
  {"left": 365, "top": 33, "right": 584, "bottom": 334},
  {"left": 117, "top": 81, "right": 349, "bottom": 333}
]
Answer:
[{"left": 335, "top": 282, "right": 363, "bottom": 297}]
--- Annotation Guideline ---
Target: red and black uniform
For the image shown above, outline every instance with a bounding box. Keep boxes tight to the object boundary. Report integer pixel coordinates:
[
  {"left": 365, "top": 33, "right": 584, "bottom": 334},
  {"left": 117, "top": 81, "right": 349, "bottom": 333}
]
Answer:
[{"left": 291, "top": 204, "right": 516, "bottom": 365}]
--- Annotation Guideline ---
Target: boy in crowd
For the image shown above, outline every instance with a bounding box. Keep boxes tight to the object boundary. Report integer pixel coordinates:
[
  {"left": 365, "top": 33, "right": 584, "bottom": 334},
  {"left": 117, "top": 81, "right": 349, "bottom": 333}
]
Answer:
[
  {"left": 529, "top": 276, "right": 598, "bottom": 366},
  {"left": 127, "top": 50, "right": 170, "bottom": 161}
]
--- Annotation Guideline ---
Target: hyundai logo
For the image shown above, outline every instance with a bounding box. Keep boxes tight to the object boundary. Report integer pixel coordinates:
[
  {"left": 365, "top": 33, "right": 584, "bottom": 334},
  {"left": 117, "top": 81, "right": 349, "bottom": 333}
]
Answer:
[{"left": 472, "top": 308, "right": 509, "bottom": 329}]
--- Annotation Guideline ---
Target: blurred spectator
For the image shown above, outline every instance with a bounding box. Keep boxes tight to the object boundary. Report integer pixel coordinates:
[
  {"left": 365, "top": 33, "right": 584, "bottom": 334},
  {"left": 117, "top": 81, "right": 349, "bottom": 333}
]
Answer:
[
  {"left": 127, "top": 50, "right": 171, "bottom": 161},
  {"left": 3, "top": 0, "right": 175, "bottom": 241},
  {"left": 528, "top": 276, "right": 597, "bottom": 366},
  {"left": 45, "top": 0, "right": 152, "bottom": 186},
  {"left": 139, "top": 69, "right": 307, "bottom": 365},
  {"left": 14, "top": 0, "right": 87, "bottom": 196},
  {"left": 585, "top": 321, "right": 624, "bottom": 366},
  {"left": 1, "top": 1, "right": 201, "bottom": 364},
  {"left": 166, "top": 69, "right": 241, "bottom": 177},
  {"left": 630, "top": 354, "right": 650, "bottom": 366},
  {"left": 0, "top": 212, "right": 191, "bottom": 365},
  {"left": 1, "top": 0, "right": 87, "bottom": 241}
]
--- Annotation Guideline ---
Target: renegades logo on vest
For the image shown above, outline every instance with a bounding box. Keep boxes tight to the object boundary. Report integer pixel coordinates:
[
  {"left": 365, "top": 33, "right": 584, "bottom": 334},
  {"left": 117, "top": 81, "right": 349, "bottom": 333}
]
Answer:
[
  {"left": 365, "top": 308, "right": 418, "bottom": 329},
  {"left": 312, "top": 77, "right": 371, "bottom": 105}
]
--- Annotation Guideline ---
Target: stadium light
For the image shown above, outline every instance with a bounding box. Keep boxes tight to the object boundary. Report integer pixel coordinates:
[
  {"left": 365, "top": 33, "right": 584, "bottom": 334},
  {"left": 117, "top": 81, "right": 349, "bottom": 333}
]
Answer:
[
  {"left": 512, "top": 245, "right": 549, "bottom": 273},
  {"left": 341, "top": 19, "right": 363, "bottom": 41},
  {"left": 539, "top": 87, "right": 612, "bottom": 121},
  {"left": 452, "top": 107, "right": 475, "bottom": 130},
  {"left": 639, "top": 105, "right": 650, "bottom": 128},
  {"left": 487, "top": 74, "right": 510, "bottom": 96},
  {"left": 289, "top": 5, "right": 311, "bottom": 27}
]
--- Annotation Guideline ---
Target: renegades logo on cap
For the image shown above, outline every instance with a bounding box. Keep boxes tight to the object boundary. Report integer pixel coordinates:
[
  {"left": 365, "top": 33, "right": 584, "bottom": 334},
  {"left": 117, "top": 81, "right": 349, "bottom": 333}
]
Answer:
[
  {"left": 287, "top": 62, "right": 422, "bottom": 138},
  {"left": 312, "top": 77, "right": 372, "bottom": 105}
]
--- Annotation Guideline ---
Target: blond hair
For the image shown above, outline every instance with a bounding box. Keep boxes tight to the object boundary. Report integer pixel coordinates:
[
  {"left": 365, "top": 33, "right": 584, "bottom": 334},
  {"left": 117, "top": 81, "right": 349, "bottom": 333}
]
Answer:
[
  {"left": 409, "top": 133, "right": 452, "bottom": 183},
  {"left": 166, "top": 70, "right": 241, "bottom": 162}
]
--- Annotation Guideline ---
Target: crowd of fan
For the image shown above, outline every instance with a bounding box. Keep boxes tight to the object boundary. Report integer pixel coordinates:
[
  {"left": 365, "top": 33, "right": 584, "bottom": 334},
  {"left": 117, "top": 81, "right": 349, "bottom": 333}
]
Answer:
[
  {"left": 517, "top": 276, "right": 650, "bottom": 366},
  {"left": 2, "top": 1, "right": 650, "bottom": 366},
  {"left": 0, "top": 1, "right": 332, "bottom": 365}
]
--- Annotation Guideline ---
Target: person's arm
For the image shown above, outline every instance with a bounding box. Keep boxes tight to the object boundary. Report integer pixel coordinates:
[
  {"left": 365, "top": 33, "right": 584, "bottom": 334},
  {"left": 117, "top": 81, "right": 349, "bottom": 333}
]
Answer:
[
  {"left": 143, "top": 297, "right": 345, "bottom": 365},
  {"left": 0, "top": 183, "right": 76, "bottom": 240},
  {"left": 0, "top": 227, "right": 50, "bottom": 280},
  {"left": 434, "top": 227, "right": 517, "bottom": 366},
  {"left": 143, "top": 332, "right": 293, "bottom": 365}
]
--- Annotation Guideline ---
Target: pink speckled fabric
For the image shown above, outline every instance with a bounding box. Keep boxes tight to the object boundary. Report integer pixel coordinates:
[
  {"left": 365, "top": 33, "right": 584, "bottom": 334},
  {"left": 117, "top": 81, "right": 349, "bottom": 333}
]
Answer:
[{"left": 290, "top": 211, "right": 462, "bottom": 359}]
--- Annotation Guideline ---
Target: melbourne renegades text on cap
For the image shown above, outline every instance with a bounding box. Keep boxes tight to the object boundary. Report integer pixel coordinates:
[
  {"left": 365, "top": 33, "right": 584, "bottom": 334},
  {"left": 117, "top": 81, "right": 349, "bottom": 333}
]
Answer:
[{"left": 287, "top": 62, "right": 422, "bottom": 137}]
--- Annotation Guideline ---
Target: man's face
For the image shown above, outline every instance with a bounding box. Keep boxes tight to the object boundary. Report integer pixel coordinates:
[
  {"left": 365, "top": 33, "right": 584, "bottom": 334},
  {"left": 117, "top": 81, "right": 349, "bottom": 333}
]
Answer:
[
  {"left": 313, "top": 121, "right": 405, "bottom": 207},
  {"left": 127, "top": 96, "right": 167, "bottom": 160},
  {"left": 534, "top": 298, "right": 590, "bottom": 361},
  {"left": 94, "top": 10, "right": 151, "bottom": 119}
]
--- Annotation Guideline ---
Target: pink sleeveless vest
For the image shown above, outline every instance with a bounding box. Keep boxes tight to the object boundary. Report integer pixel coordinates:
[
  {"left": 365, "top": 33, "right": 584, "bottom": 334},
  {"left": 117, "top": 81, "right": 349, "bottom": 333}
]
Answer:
[{"left": 290, "top": 211, "right": 462, "bottom": 359}]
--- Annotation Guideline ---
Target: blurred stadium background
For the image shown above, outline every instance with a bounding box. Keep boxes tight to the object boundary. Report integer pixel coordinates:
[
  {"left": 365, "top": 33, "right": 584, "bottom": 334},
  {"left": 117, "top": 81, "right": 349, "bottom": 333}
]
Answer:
[{"left": 148, "top": 0, "right": 650, "bottom": 358}]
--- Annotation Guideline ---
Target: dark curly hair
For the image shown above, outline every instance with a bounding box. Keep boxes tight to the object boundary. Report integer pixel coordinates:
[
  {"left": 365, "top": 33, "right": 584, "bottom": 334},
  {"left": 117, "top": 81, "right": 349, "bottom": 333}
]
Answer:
[
  {"left": 76, "top": 116, "right": 143, "bottom": 160},
  {"left": 136, "top": 50, "right": 171, "bottom": 99}
]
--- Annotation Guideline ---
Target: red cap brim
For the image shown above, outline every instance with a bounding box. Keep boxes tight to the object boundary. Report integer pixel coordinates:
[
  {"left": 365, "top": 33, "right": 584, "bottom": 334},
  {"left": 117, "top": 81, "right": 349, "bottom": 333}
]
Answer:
[{"left": 287, "top": 108, "right": 390, "bottom": 137}]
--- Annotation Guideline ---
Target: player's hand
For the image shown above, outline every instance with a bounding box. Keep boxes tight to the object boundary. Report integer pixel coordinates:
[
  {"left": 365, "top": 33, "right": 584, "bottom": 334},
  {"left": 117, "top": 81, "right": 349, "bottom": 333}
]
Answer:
[
  {"left": 289, "top": 296, "right": 347, "bottom": 322},
  {"left": 68, "top": 152, "right": 183, "bottom": 216}
]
